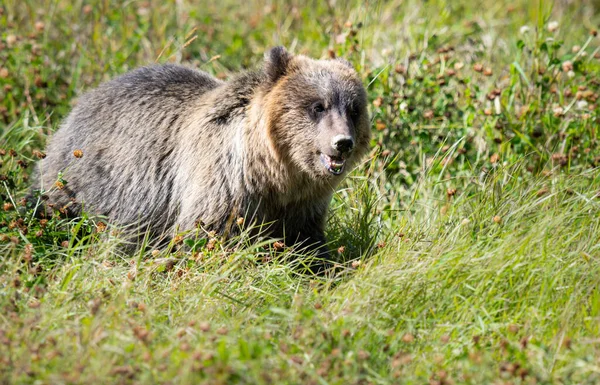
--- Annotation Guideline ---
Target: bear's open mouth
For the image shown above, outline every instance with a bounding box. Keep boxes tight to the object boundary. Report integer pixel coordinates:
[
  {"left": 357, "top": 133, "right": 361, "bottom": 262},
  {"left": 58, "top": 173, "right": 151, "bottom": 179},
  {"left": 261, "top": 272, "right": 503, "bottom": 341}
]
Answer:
[{"left": 320, "top": 153, "right": 346, "bottom": 175}]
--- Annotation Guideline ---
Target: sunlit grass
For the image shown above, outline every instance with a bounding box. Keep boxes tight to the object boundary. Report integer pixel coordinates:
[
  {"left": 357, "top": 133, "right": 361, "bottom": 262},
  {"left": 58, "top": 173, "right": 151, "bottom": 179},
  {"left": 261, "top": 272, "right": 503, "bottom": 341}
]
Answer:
[{"left": 1, "top": 0, "right": 600, "bottom": 383}]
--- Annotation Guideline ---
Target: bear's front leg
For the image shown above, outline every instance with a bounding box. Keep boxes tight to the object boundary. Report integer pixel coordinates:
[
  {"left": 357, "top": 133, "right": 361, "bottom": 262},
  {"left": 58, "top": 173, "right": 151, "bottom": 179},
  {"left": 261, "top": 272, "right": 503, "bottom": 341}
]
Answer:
[{"left": 289, "top": 230, "right": 334, "bottom": 275}]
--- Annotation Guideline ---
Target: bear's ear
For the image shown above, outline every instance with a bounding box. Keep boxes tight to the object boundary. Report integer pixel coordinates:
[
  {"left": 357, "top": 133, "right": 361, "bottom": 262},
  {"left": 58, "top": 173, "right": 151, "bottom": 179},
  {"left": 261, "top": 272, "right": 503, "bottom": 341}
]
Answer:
[
  {"left": 335, "top": 58, "right": 354, "bottom": 69},
  {"left": 264, "top": 46, "right": 292, "bottom": 83}
]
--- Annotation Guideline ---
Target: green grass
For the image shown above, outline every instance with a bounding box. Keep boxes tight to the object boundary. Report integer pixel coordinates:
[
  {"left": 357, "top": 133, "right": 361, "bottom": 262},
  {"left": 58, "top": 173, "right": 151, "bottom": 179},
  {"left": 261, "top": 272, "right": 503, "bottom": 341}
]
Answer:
[{"left": 2, "top": 0, "right": 600, "bottom": 383}]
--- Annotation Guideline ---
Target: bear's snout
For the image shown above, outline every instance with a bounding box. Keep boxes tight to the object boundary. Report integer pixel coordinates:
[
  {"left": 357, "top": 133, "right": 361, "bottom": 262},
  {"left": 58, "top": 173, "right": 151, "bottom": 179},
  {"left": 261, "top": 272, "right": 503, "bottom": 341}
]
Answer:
[{"left": 331, "top": 135, "right": 355, "bottom": 154}]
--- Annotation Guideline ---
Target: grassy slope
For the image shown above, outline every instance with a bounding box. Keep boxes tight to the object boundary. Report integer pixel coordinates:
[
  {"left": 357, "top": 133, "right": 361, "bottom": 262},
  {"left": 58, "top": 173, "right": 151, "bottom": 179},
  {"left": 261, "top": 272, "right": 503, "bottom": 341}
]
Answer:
[{"left": 1, "top": 0, "right": 600, "bottom": 384}]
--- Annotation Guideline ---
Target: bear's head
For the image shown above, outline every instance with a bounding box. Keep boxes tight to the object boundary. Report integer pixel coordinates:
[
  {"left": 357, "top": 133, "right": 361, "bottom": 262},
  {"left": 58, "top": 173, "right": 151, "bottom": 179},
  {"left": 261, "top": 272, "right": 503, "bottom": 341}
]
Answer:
[{"left": 263, "top": 47, "right": 370, "bottom": 181}]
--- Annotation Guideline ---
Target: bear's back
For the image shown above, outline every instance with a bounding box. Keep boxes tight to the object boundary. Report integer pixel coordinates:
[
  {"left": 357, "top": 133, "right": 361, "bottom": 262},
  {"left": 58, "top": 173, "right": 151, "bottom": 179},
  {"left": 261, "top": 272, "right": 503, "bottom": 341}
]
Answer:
[
  {"left": 36, "top": 65, "right": 224, "bottom": 233},
  {"left": 98, "top": 64, "right": 222, "bottom": 101},
  {"left": 74, "top": 65, "right": 222, "bottom": 122}
]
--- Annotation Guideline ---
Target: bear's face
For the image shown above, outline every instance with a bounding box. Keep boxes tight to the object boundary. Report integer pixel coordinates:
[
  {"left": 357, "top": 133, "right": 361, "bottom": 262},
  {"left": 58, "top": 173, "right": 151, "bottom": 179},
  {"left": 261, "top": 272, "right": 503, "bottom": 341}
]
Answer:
[{"left": 264, "top": 47, "right": 370, "bottom": 181}]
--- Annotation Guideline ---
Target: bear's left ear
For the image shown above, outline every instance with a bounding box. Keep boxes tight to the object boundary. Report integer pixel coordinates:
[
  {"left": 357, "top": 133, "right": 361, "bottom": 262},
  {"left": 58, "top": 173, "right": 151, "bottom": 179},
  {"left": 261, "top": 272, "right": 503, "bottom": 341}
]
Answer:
[
  {"left": 264, "top": 46, "right": 293, "bottom": 83},
  {"left": 335, "top": 58, "right": 354, "bottom": 69}
]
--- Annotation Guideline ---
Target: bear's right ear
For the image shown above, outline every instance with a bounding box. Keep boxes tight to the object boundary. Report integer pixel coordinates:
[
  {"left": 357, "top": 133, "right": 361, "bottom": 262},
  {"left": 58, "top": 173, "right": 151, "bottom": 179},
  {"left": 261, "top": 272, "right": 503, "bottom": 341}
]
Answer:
[
  {"left": 335, "top": 58, "right": 355, "bottom": 69},
  {"left": 264, "top": 46, "right": 292, "bottom": 83}
]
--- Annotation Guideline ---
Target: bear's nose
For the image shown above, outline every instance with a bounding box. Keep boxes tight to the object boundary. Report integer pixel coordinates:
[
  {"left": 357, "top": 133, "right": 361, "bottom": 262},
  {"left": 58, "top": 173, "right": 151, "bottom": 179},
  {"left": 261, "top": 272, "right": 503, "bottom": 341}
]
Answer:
[{"left": 332, "top": 135, "right": 355, "bottom": 153}]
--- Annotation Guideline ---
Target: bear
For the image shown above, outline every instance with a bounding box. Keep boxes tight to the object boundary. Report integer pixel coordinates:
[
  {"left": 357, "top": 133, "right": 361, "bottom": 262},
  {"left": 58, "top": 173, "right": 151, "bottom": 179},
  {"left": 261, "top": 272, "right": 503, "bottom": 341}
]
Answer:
[{"left": 32, "top": 47, "right": 371, "bottom": 261}]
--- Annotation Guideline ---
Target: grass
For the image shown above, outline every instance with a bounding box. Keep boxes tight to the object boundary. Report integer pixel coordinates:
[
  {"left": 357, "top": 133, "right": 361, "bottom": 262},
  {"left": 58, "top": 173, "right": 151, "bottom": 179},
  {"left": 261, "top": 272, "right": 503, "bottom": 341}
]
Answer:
[{"left": 1, "top": 0, "right": 600, "bottom": 383}]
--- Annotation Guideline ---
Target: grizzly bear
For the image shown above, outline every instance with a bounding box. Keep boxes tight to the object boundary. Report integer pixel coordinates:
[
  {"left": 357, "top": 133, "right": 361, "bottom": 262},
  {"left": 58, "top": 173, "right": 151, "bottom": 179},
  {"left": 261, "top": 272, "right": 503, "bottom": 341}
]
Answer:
[{"left": 33, "top": 47, "right": 371, "bottom": 260}]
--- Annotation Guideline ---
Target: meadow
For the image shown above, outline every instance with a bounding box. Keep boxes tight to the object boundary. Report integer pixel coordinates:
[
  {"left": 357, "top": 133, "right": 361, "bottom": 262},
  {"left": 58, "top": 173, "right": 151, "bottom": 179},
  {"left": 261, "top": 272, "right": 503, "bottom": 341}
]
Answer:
[{"left": 1, "top": 0, "right": 600, "bottom": 383}]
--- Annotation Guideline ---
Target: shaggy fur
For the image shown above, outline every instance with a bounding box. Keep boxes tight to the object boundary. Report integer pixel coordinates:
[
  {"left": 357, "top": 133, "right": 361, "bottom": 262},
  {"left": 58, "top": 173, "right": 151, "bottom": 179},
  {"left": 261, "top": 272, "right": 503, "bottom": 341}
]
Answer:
[{"left": 33, "top": 47, "right": 370, "bottom": 258}]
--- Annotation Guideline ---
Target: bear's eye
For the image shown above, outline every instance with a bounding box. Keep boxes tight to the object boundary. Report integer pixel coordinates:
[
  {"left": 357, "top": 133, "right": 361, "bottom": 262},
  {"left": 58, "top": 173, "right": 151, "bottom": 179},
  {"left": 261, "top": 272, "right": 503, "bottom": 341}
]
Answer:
[
  {"left": 310, "top": 102, "right": 326, "bottom": 117},
  {"left": 347, "top": 104, "right": 360, "bottom": 120}
]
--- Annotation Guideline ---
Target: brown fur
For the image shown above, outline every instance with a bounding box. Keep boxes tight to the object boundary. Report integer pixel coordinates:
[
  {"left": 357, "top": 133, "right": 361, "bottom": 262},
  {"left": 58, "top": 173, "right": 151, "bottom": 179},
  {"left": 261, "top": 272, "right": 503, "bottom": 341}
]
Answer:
[{"left": 32, "top": 47, "right": 371, "bottom": 259}]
